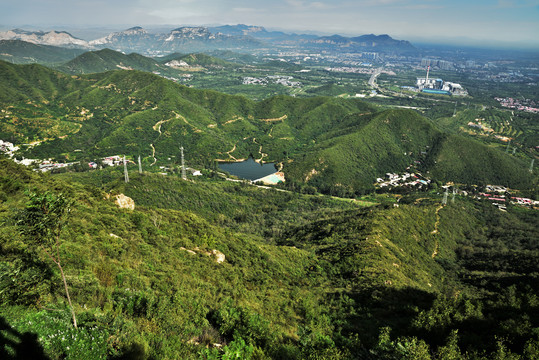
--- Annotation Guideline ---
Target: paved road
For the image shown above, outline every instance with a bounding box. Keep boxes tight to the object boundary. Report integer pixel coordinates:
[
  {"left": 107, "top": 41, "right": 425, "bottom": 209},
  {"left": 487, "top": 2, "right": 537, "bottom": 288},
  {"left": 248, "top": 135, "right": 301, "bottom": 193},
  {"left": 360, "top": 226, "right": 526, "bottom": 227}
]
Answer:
[{"left": 368, "top": 68, "right": 383, "bottom": 89}]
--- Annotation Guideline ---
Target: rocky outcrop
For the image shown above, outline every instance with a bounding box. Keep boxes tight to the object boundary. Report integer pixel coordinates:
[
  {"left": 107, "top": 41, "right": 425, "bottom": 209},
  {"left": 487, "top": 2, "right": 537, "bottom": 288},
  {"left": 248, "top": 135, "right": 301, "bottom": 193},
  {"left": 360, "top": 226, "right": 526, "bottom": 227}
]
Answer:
[
  {"left": 180, "top": 247, "right": 226, "bottom": 263},
  {"left": 114, "top": 194, "right": 135, "bottom": 210},
  {"left": 0, "top": 29, "right": 89, "bottom": 48}
]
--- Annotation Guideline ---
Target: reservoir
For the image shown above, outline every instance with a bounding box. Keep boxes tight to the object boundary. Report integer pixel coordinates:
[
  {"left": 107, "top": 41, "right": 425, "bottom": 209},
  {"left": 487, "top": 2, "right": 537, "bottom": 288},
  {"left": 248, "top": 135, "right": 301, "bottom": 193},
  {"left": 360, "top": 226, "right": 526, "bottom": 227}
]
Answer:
[{"left": 218, "top": 157, "right": 277, "bottom": 181}]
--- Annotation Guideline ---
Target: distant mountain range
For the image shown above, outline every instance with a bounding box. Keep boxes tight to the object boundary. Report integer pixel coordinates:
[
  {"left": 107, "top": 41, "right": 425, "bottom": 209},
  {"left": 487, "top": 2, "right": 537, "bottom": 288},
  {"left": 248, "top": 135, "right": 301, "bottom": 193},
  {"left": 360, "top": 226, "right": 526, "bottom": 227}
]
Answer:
[
  {"left": 0, "top": 28, "right": 89, "bottom": 48},
  {"left": 0, "top": 25, "right": 417, "bottom": 54},
  {"left": 301, "top": 34, "right": 416, "bottom": 52}
]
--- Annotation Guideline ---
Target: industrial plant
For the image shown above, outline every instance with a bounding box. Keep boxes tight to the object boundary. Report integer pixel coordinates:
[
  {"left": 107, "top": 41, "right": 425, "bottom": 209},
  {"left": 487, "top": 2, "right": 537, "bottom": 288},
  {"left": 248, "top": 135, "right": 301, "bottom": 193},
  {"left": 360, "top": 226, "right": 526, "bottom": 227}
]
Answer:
[{"left": 416, "top": 66, "right": 468, "bottom": 95}]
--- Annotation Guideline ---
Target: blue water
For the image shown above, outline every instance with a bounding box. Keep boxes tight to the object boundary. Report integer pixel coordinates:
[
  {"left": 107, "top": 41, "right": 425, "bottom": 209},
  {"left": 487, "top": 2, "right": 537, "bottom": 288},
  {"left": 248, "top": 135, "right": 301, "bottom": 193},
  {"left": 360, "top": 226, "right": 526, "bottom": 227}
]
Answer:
[{"left": 218, "top": 157, "right": 277, "bottom": 181}]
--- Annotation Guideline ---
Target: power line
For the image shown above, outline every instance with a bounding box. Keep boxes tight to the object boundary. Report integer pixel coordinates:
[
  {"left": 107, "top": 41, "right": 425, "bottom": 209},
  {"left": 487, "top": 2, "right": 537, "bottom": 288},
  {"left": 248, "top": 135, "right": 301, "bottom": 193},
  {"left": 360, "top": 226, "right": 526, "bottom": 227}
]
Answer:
[
  {"left": 442, "top": 187, "right": 448, "bottom": 205},
  {"left": 180, "top": 146, "right": 186, "bottom": 180},
  {"left": 123, "top": 155, "right": 129, "bottom": 183}
]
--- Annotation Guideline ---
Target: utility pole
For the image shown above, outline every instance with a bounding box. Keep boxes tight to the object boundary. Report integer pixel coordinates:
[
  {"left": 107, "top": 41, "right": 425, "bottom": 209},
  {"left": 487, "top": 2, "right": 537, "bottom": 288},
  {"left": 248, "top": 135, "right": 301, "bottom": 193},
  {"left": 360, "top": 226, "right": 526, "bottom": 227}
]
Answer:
[
  {"left": 453, "top": 101, "right": 457, "bottom": 117},
  {"left": 138, "top": 155, "right": 142, "bottom": 174},
  {"left": 123, "top": 155, "right": 129, "bottom": 183},
  {"left": 180, "top": 146, "right": 186, "bottom": 180}
]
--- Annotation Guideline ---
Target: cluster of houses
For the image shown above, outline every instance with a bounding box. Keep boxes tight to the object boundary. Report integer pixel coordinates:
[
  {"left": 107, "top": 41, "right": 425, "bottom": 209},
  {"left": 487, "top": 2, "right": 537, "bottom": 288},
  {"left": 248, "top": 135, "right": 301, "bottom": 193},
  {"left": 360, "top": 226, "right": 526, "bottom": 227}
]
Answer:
[
  {"left": 476, "top": 184, "right": 538, "bottom": 210},
  {"left": 242, "top": 75, "right": 301, "bottom": 87},
  {"left": 494, "top": 97, "right": 539, "bottom": 114},
  {"left": 38, "top": 161, "right": 75, "bottom": 172},
  {"left": 0, "top": 140, "right": 18, "bottom": 157},
  {"left": 36, "top": 155, "right": 125, "bottom": 172},
  {"left": 102, "top": 155, "right": 125, "bottom": 167},
  {"left": 0, "top": 140, "right": 40, "bottom": 167},
  {"left": 376, "top": 172, "right": 431, "bottom": 189}
]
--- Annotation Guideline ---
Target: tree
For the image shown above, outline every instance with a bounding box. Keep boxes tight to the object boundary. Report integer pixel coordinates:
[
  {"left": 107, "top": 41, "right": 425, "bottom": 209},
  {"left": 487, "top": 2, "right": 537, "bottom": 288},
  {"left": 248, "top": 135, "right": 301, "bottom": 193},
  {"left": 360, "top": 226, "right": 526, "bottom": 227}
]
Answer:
[{"left": 16, "top": 191, "right": 77, "bottom": 329}]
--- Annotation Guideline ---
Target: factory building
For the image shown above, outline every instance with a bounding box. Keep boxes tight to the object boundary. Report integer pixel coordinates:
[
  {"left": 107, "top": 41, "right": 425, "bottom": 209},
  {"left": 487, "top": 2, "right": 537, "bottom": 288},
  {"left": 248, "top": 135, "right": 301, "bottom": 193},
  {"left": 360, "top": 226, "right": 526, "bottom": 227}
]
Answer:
[{"left": 415, "top": 66, "right": 467, "bottom": 96}]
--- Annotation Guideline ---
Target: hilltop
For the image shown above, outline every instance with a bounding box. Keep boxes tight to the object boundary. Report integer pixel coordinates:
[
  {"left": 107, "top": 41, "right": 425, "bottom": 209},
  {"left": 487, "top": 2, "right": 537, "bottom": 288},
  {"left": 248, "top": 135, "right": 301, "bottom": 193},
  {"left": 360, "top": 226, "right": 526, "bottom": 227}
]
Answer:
[
  {"left": 159, "top": 52, "right": 239, "bottom": 69},
  {"left": 0, "top": 28, "right": 90, "bottom": 48},
  {"left": 58, "top": 48, "right": 162, "bottom": 74},
  {"left": 0, "top": 40, "right": 84, "bottom": 64}
]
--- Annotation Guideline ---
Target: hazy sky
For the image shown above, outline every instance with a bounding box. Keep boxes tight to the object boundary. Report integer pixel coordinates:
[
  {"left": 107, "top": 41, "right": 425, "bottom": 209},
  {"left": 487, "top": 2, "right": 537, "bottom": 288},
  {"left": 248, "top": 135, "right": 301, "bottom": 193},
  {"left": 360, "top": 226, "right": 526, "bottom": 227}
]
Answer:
[{"left": 2, "top": 0, "right": 539, "bottom": 47}]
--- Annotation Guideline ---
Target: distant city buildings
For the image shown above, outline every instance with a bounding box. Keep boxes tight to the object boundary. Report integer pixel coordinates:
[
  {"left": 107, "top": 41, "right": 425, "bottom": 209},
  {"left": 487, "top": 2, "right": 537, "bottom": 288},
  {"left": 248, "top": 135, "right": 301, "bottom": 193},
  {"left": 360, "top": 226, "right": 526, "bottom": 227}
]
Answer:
[
  {"left": 421, "top": 58, "right": 454, "bottom": 70},
  {"left": 242, "top": 75, "right": 301, "bottom": 87},
  {"left": 494, "top": 97, "right": 539, "bottom": 113}
]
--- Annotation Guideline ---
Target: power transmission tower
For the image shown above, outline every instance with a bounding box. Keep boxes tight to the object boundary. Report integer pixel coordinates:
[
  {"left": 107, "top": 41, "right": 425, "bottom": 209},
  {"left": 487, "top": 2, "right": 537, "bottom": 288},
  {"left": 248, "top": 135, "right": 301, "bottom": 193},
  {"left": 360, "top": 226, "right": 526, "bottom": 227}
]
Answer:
[
  {"left": 180, "top": 146, "right": 186, "bottom": 180},
  {"left": 505, "top": 140, "right": 511, "bottom": 153},
  {"left": 512, "top": 147, "right": 517, "bottom": 155},
  {"left": 138, "top": 155, "right": 142, "bottom": 174},
  {"left": 442, "top": 188, "right": 449, "bottom": 205},
  {"left": 123, "top": 156, "right": 129, "bottom": 183},
  {"left": 530, "top": 159, "right": 535, "bottom": 174},
  {"left": 453, "top": 101, "right": 457, "bottom": 117},
  {"left": 452, "top": 187, "right": 457, "bottom": 203}
]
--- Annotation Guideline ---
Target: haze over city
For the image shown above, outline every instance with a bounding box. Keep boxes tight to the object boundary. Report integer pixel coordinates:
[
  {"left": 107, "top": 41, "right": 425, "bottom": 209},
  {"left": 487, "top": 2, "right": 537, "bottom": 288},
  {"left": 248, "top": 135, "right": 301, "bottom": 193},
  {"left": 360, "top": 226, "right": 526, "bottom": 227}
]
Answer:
[{"left": 2, "top": 0, "right": 539, "bottom": 49}]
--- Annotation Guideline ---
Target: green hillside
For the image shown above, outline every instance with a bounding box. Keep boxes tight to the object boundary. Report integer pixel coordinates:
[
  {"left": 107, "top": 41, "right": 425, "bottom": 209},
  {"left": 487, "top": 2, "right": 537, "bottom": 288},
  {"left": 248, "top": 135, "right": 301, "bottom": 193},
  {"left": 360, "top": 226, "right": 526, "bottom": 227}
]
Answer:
[
  {"left": 0, "top": 40, "right": 84, "bottom": 65},
  {"left": 206, "top": 50, "right": 261, "bottom": 64},
  {"left": 260, "top": 59, "right": 303, "bottom": 71},
  {"left": 1, "top": 157, "right": 538, "bottom": 359},
  {"left": 428, "top": 134, "right": 534, "bottom": 189},
  {"left": 58, "top": 48, "right": 162, "bottom": 74},
  {"left": 0, "top": 60, "right": 535, "bottom": 193},
  {"left": 285, "top": 109, "right": 535, "bottom": 192},
  {"left": 163, "top": 53, "right": 239, "bottom": 68},
  {"left": 154, "top": 52, "right": 185, "bottom": 63},
  {"left": 306, "top": 83, "right": 367, "bottom": 97}
]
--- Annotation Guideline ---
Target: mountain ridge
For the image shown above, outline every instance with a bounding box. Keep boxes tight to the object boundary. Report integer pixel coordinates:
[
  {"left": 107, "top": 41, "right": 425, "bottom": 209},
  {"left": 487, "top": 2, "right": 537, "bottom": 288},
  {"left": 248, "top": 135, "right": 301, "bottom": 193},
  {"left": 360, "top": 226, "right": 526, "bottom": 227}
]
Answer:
[
  {"left": 0, "top": 60, "right": 534, "bottom": 193},
  {"left": 0, "top": 28, "right": 90, "bottom": 48},
  {"left": 0, "top": 40, "right": 84, "bottom": 64},
  {"left": 0, "top": 25, "right": 418, "bottom": 54}
]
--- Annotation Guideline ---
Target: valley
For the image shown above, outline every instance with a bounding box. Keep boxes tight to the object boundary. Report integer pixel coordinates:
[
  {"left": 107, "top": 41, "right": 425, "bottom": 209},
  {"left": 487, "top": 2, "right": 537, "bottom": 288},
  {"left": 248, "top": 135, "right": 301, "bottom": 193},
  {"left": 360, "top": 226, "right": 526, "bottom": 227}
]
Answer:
[{"left": 0, "top": 23, "right": 538, "bottom": 360}]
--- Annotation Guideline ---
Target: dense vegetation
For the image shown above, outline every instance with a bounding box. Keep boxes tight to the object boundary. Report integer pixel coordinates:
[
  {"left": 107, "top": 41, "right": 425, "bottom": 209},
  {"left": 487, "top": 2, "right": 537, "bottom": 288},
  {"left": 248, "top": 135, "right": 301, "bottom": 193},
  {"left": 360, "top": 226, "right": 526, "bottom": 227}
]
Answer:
[
  {"left": 58, "top": 48, "right": 164, "bottom": 75},
  {"left": 1, "top": 41, "right": 537, "bottom": 360},
  {"left": 1, "top": 157, "right": 538, "bottom": 359},
  {"left": 0, "top": 60, "right": 535, "bottom": 196},
  {"left": 0, "top": 40, "right": 84, "bottom": 65}
]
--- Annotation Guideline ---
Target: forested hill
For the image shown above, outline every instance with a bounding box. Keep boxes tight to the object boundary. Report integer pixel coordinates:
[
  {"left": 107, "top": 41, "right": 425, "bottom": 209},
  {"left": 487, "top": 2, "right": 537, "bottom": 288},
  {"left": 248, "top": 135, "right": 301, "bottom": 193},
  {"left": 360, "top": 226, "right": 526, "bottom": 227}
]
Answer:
[
  {"left": 0, "top": 156, "right": 538, "bottom": 359},
  {"left": 0, "top": 60, "right": 535, "bottom": 193},
  {"left": 0, "top": 40, "right": 85, "bottom": 64},
  {"left": 57, "top": 48, "right": 162, "bottom": 74}
]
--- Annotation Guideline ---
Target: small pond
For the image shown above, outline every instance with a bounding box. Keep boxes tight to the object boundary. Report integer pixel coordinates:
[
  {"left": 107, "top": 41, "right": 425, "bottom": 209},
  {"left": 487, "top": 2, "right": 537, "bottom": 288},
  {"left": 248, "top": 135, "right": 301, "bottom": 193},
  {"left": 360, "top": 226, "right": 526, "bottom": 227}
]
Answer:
[{"left": 218, "top": 157, "right": 277, "bottom": 181}]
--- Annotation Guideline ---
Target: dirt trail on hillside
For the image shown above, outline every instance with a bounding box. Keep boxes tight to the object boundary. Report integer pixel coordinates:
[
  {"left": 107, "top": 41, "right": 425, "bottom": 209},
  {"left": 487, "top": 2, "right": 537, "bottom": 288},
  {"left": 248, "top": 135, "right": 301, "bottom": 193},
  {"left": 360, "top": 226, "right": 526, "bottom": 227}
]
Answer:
[
  {"left": 153, "top": 118, "right": 171, "bottom": 135},
  {"left": 150, "top": 144, "right": 157, "bottom": 166},
  {"left": 252, "top": 138, "right": 267, "bottom": 163},
  {"left": 431, "top": 204, "right": 444, "bottom": 258},
  {"left": 259, "top": 115, "right": 287, "bottom": 123},
  {"left": 226, "top": 143, "right": 239, "bottom": 161},
  {"left": 216, "top": 142, "right": 243, "bottom": 162}
]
